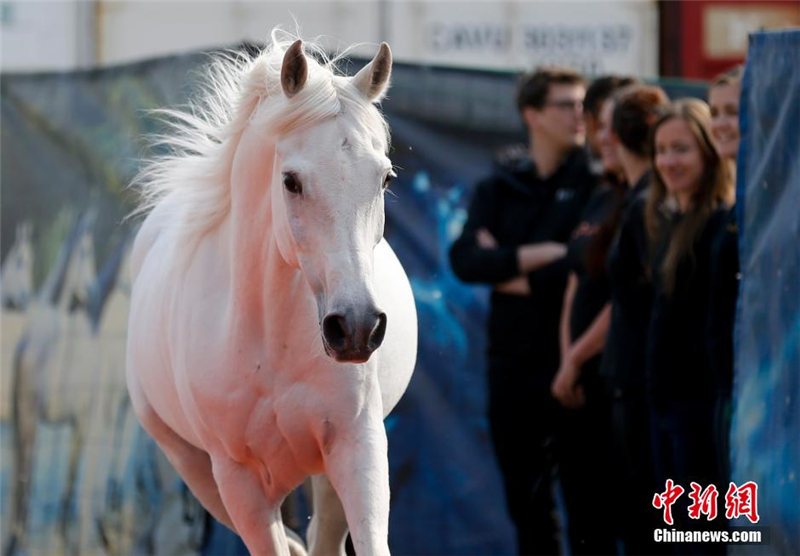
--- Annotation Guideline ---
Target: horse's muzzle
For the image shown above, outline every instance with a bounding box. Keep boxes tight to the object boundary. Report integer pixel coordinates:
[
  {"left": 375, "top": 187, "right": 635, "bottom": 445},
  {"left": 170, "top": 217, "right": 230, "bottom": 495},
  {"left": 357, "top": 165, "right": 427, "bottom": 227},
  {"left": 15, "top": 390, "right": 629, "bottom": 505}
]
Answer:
[{"left": 322, "top": 309, "right": 387, "bottom": 363}]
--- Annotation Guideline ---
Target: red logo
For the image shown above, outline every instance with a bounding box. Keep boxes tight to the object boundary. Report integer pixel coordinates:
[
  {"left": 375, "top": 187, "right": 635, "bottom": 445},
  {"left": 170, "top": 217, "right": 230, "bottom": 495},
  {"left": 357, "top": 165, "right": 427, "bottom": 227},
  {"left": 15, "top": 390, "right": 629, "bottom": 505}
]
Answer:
[
  {"left": 725, "top": 481, "right": 760, "bottom": 523},
  {"left": 687, "top": 482, "right": 719, "bottom": 520},
  {"left": 653, "top": 480, "right": 760, "bottom": 524},
  {"left": 652, "top": 479, "right": 685, "bottom": 525}
]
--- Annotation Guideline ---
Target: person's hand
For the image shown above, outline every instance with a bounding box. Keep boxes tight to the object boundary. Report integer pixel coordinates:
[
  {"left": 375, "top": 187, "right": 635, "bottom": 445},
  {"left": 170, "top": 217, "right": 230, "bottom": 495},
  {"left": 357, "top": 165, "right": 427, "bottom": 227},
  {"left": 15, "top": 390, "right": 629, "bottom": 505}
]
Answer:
[
  {"left": 551, "top": 351, "right": 585, "bottom": 409},
  {"left": 494, "top": 276, "right": 530, "bottom": 295},
  {"left": 517, "top": 242, "right": 567, "bottom": 273},
  {"left": 536, "top": 242, "right": 567, "bottom": 260},
  {"left": 476, "top": 228, "right": 498, "bottom": 249}
]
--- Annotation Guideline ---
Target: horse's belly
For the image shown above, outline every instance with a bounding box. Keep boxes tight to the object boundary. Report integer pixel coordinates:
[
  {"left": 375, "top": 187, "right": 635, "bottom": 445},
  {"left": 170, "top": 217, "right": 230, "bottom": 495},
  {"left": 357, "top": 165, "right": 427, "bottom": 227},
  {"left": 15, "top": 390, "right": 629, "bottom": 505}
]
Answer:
[{"left": 126, "top": 235, "right": 206, "bottom": 448}]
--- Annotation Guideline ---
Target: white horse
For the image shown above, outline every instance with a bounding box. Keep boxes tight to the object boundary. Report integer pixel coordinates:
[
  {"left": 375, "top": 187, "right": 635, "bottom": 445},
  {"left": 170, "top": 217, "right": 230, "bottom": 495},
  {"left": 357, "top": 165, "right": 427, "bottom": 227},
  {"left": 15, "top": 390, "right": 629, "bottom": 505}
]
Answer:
[
  {"left": 7, "top": 211, "right": 97, "bottom": 555},
  {"left": 127, "top": 31, "right": 417, "bottom": 556},
  {"left": 1, "top": 222, "right": 34, "bottom": 422},
  {"left": 1, "top": 221, "right": 34, "bottom": 311}
]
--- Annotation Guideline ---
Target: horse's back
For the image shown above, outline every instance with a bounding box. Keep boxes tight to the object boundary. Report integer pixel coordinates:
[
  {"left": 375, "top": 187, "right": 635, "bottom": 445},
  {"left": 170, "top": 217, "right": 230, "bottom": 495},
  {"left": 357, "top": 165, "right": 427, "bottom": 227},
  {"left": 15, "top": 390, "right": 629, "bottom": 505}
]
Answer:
[{"left": 374, "top": 239, "right": 417, "bottom": 416}]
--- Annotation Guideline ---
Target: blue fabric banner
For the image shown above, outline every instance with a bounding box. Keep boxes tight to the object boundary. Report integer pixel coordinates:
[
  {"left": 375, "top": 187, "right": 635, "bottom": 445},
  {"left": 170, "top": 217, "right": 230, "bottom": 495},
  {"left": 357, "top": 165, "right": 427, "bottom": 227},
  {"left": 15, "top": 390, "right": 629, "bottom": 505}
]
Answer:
[{"left": 731, "top": 29, "right": 800, "bottom": 556}]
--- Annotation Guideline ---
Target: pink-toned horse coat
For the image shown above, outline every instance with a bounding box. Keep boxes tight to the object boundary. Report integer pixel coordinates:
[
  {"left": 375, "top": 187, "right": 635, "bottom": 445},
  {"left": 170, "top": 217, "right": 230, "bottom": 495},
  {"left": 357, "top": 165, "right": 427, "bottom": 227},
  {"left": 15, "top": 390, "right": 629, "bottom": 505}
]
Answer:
[{"left": 126, "top": 34, "right": 417, "bottom": 556}]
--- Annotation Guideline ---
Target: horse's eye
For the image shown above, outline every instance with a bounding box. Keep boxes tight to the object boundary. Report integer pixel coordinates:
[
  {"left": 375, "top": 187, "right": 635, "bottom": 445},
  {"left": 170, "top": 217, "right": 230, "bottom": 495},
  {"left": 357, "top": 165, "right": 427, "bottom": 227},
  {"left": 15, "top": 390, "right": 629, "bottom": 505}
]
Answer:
[{"left": 283, "top": 172, "right": 302, "bottom": 195}]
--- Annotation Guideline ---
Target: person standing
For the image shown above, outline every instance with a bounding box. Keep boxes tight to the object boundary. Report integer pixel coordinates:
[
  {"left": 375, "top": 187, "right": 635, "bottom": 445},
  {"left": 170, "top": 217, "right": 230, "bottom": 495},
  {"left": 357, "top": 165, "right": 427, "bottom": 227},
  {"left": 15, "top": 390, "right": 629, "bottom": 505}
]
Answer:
[
  {"left": 599, "top": 84, "right": 669, "bottom": 555},
  {"left": 550, "top": 75, "right": 636, "bottom": 555},
  {"left": 707, "top": 66, "right": 744, "bottom": 484},
  {"left": 449, "top": 67, "right": 594, "bottom": 554},
  {"left": 645, "top": 99, "right": 735, "bottom": 553}
]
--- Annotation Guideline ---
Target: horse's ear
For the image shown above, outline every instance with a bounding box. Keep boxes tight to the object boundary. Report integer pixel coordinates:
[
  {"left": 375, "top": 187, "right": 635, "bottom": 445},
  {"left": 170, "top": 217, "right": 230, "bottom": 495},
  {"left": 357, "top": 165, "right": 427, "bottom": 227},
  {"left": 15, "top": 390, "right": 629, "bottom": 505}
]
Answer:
[
  {"left": 352, "top": 42, "right": 392, "bottom": 102},
  {"left": 281, "top": 40, "right": 308, "bottom": 99}
]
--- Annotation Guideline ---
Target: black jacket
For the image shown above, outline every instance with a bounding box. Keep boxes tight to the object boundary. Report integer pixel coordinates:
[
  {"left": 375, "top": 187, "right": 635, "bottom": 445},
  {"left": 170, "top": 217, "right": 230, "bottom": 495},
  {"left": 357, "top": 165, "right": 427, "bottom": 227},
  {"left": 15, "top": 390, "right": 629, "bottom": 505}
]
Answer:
[
  {"left": 647, "top": 207, "right": 732, "bottom": 407},
  {"left": 600, "top": 172, "right": 653, "bottom": 398},
  {"left": 449, "top": 147, "right": 594, "bottom": 368}
]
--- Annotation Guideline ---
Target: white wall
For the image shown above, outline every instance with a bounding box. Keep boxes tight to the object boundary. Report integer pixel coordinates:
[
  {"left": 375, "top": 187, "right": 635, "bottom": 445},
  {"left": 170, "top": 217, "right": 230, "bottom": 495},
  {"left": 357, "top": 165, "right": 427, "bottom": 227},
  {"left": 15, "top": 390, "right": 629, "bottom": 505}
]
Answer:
[
  {"left": 1, "top": 1, "right": 89, "bottom": 72},
  {"left": 2, "top": 0, "right": 658, "bottom": 77},
  {"left": 96, "top": 1, "right": 383, "bottom": 65}
]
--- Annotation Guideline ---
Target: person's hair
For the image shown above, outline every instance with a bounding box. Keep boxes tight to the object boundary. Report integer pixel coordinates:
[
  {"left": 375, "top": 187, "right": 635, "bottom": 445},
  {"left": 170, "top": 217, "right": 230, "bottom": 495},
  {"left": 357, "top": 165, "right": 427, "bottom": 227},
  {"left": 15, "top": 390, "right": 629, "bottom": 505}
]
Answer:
[
  {"left": 645, "top": 98, "right": 735, "bottom": 295},
  {"left": 583, "top": 75, "right": 639, "bottom": 119},
  {"left": 516, "top": 66, "right": 585, "bottom": 112},
  {"left": 585, "top": 172, "right": 627, "bottom": 278},
  {"left": 711, "top": 64, "right": 744, "bottom": 88},
  {"left": 611, "top": 84, "right": 669, "bottom": 158}
]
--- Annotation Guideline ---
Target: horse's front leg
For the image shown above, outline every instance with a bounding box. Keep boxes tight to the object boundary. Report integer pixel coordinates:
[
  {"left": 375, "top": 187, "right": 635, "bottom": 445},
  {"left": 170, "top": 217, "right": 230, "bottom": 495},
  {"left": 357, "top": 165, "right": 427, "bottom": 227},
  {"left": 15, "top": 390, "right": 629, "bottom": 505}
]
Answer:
[
  {"left": 323, "top": 403, "right": 390, "bottom": 556},
  {"left": 210, "top": 455, "right": 290, "bottom": 556}
]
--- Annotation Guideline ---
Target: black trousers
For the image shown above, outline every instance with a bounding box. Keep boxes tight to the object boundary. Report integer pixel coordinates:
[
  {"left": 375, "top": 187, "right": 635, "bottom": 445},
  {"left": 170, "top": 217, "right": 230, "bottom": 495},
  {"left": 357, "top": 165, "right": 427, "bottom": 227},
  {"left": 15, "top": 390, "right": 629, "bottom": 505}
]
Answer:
[
  {"left": 650, "top": 399, "right": 727, "bottom": 555},
  {"left": 488, "top": 358, "right": 560, "bottom": 556},
  {"left": 609, "top": 392, "right": 669, "bottom": 556},
  {"left": 555, "top": 371, "right": 618, "bottom": 555}
]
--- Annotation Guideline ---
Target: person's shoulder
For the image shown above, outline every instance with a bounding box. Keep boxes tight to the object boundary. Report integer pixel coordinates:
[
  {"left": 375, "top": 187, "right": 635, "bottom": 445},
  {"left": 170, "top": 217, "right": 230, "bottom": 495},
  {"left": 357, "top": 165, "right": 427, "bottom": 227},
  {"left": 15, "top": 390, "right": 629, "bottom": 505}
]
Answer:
[
  {"left": 563, "top": 147, "right": 593, "bottom": 175},
  {"left": 478, "top": 144, "right": 536, "bottom": 192},
  {"left": 707, "top": 203, "right": 738, "bottom": 238},
  {"left": 493, "top": 143, "right": 530, "bottom": 172},
  {"left": 709, "top": 203, "right": 733, "bottom": 225},
  {"left": 594, "top": 180, "right": 622, "bottom": 201}
]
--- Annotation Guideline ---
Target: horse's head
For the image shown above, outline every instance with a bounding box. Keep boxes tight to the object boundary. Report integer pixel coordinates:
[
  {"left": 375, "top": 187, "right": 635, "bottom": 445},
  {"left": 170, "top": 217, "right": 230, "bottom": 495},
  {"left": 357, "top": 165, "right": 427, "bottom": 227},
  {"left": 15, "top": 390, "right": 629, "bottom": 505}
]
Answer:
[
  {"left": 270, "top": 40, "right": 394, "bottom": 364},
  {"left": 65, "top": 211, "right": 97, "bottom": 311},
  {"left": 1, "top": 221, "right": 34, "bottom": 310}
]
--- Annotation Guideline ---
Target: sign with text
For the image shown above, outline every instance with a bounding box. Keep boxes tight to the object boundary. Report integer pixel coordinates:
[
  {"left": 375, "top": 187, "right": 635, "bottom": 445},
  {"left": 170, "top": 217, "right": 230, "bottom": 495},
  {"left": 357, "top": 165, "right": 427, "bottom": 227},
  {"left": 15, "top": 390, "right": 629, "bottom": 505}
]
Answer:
[{"left": 390, "top": 1, "right": 658, "bottom": 75}]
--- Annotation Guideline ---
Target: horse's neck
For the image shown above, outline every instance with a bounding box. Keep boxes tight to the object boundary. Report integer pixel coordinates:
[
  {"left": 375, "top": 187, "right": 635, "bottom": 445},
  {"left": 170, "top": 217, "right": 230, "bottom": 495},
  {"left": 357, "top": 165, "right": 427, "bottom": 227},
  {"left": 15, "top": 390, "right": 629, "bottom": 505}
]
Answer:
[{"left": 225, "top": 126, "right": 301, "bottom": 336}]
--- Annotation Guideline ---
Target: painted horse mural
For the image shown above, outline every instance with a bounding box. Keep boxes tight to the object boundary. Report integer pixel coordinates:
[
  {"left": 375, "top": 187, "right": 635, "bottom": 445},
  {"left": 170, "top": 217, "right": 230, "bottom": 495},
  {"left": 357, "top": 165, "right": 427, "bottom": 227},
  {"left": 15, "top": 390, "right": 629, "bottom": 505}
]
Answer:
[
  {"left": 126, "top": 30, "right": 417, "bottom": 556},
  {"left": 6, "top": 211, "right": 97, "bottom": 554}
]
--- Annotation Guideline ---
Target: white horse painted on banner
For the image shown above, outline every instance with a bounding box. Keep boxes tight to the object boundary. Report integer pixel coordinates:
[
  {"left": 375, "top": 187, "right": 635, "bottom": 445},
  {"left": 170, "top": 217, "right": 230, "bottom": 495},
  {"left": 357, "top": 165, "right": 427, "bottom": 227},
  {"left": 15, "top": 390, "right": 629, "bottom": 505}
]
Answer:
[
  {"left": 6, "top": 211, "right": 97, "bottom": 555},
  {"left": 127, "top": 30, "right": 417, "bottom": 556},
  {"left": 1, "top": 221, "right": 34, "bottom": 311},
  {"left": 1, "top": 221, "right": 34, "bottom": 422}
]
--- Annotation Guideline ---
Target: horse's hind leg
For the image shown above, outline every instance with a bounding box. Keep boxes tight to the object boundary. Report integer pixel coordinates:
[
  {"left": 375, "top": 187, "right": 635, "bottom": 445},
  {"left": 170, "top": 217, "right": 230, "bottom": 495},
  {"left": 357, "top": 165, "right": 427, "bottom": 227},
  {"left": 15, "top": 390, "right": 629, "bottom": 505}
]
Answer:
[
  {"left": 307, "top": 474, "right": 348, "bottom": 556},
  {"left": 60, "top": 419, "right": 84, "bottom": 543},
  {"left": 127, "top": 377, "right": 234, "bottom": 530}
]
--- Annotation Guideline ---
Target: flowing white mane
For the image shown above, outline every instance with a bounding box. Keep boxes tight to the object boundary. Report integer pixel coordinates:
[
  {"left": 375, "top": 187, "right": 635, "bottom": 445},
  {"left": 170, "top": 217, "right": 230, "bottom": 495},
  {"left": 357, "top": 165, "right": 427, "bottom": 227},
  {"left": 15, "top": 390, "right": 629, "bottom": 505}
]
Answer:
[{"left": 133, "top": 28, "right": 391, "bottom": 241}]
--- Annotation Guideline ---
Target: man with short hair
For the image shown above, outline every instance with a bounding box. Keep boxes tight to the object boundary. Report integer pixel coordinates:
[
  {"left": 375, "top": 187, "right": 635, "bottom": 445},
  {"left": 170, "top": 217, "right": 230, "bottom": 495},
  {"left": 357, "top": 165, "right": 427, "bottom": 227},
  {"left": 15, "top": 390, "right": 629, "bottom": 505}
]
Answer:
[{"left": 450, "top": 67, "right": 595, "bottom": 554}]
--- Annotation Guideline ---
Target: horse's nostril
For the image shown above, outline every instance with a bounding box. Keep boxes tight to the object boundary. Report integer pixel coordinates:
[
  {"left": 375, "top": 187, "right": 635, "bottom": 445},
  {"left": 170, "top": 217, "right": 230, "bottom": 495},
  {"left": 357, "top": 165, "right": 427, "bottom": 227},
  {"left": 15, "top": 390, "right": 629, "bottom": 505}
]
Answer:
[
  {"left": 322, "top": 313, "right": 351, "bottom": 350},
  {"left": 368, "top": 312, "right": 387, "bottom": 351}
]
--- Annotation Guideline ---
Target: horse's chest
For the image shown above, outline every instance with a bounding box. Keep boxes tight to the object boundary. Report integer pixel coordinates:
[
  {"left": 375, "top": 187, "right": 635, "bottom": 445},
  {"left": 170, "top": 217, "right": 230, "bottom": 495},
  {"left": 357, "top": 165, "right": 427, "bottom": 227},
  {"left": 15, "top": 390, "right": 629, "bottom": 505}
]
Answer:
[{"left": 182, "top": 346, "right": 325, "bottom": 478}]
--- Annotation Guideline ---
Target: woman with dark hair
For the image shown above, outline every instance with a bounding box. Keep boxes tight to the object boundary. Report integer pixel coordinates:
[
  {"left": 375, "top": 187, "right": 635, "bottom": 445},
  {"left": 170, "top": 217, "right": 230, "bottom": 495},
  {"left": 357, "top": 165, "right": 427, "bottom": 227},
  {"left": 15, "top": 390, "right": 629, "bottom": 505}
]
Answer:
[
  {"left": 599, "top": 84, "right": 669, "bottom": 555},
  {"left": 645, "top": 99, "right": 735, "bottom": 551},
  {"left": 707, "top": 65, "right": 744, "bottom": 484},
  {"left": 551, "top": 76, "right": 635, "bottom": 555}
]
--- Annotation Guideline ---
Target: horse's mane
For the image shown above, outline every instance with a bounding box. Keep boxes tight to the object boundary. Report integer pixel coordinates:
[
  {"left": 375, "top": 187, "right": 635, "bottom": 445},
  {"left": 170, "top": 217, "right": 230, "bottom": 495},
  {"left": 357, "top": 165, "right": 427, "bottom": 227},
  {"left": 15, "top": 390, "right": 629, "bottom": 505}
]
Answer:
[{"left": 132, "top": 28, "right": 390, "bottom": 242}]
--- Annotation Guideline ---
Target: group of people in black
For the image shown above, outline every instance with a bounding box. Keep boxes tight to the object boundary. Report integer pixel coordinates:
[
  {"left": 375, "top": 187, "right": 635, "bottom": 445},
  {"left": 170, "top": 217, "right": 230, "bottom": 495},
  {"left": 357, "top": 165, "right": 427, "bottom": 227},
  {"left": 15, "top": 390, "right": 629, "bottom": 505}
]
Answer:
[{"left": 449, "top": 65, "right": 744, "bottom": 555}]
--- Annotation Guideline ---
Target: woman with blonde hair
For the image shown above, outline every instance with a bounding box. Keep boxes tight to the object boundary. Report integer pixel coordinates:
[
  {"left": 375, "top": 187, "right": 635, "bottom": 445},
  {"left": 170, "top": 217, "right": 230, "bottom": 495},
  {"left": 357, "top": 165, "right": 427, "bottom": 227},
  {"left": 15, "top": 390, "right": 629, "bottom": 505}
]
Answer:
[
  {"left": 645, "top": 98, "right": 734, "bottom": 551},
  {"left": 707, "top": 65, "right": 744, "bottom": 484}
]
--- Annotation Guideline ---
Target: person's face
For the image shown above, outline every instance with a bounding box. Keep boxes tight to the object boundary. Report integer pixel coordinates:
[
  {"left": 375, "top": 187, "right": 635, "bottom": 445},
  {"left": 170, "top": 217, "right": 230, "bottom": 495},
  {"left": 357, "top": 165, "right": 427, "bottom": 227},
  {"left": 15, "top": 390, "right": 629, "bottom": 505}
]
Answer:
[
  {"left": 529, "top": 83, "right": 586, "bottom": 152},
  {"left": 597, "top": 99, "right": 622, "bottom": 175},
  {"left": 709, "top": 83, "right": 740, "bottom": 160},
  {"left": 654, "top": 117, "right": 705, "bottom": 200}
]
